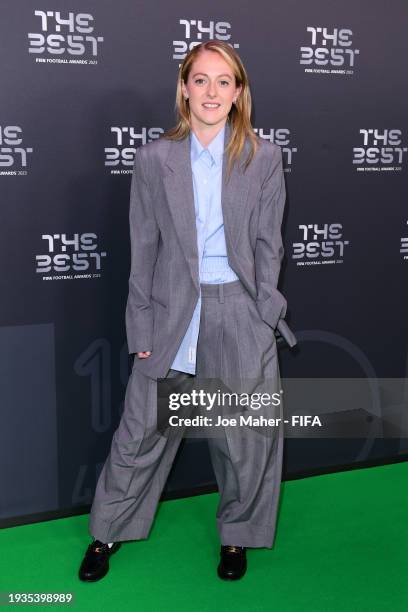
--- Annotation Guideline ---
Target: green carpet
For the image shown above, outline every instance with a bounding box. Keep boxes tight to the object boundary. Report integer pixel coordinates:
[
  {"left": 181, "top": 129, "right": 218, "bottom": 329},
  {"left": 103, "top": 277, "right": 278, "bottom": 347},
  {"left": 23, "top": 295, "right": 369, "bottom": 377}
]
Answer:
[{"left": 1, "top": 461, "right": 407, "bottom": 611}]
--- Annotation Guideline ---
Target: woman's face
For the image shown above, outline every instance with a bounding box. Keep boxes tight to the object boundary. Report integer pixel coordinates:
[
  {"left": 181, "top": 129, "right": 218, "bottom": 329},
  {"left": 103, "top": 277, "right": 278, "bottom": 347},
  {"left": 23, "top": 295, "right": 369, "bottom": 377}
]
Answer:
[{"left": 181, "top": 49, "right": 242, "bottom": 131}]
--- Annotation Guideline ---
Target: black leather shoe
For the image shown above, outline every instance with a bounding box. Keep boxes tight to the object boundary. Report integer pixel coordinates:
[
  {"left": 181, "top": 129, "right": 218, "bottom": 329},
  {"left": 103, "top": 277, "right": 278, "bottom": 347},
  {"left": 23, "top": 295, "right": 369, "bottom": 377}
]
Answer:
[
  {"left": 78, "top": 540, "right": 121, "bottom": 582},
  {"left": 217, "top": 545, "right": 247, "bottom": 580}
]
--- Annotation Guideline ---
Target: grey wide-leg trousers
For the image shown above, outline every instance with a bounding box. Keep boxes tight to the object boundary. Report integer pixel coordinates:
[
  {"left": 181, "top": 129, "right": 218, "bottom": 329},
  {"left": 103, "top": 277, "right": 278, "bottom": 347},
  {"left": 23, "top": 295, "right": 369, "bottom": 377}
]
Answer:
[{"left": 88, "top": 280, "right": 284, "bottom": 548}]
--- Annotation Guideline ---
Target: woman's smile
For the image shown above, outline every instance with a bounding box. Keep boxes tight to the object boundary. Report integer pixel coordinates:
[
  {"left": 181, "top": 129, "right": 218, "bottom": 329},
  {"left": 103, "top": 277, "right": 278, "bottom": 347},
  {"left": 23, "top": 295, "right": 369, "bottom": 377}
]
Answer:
[{"left": 202, "top": 102, "right": 221, "bottom": 110}]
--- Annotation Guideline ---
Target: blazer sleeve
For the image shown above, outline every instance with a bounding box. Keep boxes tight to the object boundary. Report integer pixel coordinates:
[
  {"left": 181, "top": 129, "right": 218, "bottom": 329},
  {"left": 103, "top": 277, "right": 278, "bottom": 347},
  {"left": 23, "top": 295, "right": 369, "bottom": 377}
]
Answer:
[
  {"left": 254, "top": 144, "right": 291, "bottom": 334},
  {"left": 125, "top": 146, "right": 160, "bottom": 354}
]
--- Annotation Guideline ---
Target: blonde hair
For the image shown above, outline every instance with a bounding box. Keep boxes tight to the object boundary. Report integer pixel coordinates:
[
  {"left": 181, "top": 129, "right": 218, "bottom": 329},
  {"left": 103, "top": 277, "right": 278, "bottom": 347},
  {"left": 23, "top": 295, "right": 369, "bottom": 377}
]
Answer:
[{"left": 163, "top": 40, "right": 259, "bottom": 181}]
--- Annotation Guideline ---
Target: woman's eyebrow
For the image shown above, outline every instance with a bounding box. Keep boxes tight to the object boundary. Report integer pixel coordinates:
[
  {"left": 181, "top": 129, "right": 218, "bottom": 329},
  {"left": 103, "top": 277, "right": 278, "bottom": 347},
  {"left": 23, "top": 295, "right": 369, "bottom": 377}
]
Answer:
[{"left": 192, "top": 72, "right": 232, "bottom": 79}]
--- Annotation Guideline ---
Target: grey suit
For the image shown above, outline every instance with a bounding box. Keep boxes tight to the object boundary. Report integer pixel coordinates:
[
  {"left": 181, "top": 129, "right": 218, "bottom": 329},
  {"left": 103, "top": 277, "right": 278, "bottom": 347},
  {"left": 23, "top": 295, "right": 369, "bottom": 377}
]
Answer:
[
  {"left": 125, "top": 121, "right": 296, "bottom": 380},
  {"left": 88, "top": 121, "right": 297, "bottom": 549}
]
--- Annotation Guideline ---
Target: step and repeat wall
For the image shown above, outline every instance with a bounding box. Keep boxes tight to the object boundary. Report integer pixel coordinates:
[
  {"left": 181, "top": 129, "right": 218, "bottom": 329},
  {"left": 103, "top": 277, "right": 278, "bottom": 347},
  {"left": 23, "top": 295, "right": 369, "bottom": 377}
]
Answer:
[{"left": 1, "top": 0, "right": 407, "bottom": 524}]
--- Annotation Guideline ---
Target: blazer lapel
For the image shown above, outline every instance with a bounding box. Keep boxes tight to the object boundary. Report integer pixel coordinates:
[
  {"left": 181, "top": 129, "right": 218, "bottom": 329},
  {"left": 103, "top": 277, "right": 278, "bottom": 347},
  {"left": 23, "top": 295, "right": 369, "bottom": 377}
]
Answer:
[
  {"left": 163, "top": 135, "right": 199, "bottom": 292},
  {"left": 163, "top": 121, "right": 251, "bottom": 292},
  {"left": 220, "top": 122, "right": 251, "bottom": 254}
]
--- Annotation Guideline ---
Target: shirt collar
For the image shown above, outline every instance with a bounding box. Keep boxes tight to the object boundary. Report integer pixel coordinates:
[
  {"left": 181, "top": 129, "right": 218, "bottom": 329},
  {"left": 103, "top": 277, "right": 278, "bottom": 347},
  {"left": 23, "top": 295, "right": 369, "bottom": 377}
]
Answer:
[{"left": 190, "top": 124, "right": 225, "bottom": 167}]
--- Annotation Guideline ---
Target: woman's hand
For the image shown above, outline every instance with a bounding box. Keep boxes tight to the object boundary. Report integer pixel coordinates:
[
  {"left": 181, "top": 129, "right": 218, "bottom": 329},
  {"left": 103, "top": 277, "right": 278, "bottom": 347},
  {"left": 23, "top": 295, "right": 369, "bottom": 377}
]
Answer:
[{"left": 137, "top": 351, "right": 152, "bottom": 359}]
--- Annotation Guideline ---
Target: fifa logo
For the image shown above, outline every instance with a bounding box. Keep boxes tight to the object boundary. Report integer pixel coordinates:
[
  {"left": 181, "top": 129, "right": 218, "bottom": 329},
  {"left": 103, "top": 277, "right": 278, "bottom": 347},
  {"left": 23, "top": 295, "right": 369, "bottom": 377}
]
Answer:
[
  {"left": 353, "top": 129, "right": 407, "bottom": 169},
  {"left": 400, "top": 221, "right": 408, "bottom": 260},
  {"left": 255, "top": 128, "right": 298, "bottom": 169},
  {"left": 173, "top": 19, "right": 239, "bottom": 62},
  {"left": 292, "top": 223, "right": 350, "bottom": 264},
  {"left": 28, "top": 10, "right": 104, "bottom": 59},
  {"left": 36, "top": 233, "right": 107, "bottom": 277},
  {"left": 300, "top": 27, "right": 359, "bottom": 72},
  {"left": 105, "top": 126, "right": 163, "bottom": 169},
  {"left": 0, "top": 125, "right": 33, "bottom": 170}
]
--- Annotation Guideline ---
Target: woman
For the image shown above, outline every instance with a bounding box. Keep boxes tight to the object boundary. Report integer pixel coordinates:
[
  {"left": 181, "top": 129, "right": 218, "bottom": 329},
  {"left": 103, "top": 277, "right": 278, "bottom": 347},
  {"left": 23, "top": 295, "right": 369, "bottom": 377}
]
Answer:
[{"left": 79, "top": 40, "right": 296, "bottom": 583}]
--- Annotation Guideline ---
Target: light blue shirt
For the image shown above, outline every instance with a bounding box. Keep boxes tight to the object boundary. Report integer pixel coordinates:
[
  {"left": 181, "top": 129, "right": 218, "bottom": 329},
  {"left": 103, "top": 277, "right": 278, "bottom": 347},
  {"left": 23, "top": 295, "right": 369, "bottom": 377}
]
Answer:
[{"left": 170, "top": 124, "right": 239, "bottom": 374}]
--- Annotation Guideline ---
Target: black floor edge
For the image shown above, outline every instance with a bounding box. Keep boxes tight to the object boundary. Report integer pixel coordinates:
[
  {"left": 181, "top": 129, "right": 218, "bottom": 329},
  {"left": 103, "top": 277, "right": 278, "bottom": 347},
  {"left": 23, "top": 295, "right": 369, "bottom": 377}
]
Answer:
[{"left": 1, "top": 454, "right": 407, "bottom": 529}]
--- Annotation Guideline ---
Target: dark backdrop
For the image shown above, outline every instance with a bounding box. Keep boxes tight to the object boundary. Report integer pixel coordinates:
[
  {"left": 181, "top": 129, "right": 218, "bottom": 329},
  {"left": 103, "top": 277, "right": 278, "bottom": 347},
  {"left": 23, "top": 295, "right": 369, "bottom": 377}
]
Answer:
[{"left": 1, "top": 0, "right": 407, "bottom": 524}]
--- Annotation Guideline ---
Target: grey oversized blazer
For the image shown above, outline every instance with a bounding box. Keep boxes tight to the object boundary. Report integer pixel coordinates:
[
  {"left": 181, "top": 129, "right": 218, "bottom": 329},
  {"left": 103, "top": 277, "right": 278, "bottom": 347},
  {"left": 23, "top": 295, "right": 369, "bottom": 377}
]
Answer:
[{"left": 126, "top": 121, "right": 297, "bottom": 380}]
